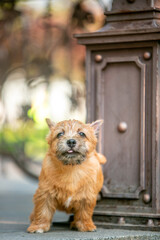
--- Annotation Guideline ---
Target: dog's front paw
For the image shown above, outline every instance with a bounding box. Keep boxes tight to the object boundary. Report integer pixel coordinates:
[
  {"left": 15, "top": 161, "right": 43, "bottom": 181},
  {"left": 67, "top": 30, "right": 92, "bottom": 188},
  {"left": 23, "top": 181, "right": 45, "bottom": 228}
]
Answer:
[
  {"left": 71, "top": 220, "right": 97, "bottom": 232},
  {"left": 27, "top": 223, "right": 50, "bottom": 233}
]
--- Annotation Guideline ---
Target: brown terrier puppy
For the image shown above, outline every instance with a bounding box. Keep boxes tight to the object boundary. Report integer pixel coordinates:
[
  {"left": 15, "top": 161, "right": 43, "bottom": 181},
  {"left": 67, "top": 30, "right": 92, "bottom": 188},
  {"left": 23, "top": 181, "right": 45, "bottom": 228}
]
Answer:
[{"left": 27, "top": 119, "right": 106, "bottom": 233}]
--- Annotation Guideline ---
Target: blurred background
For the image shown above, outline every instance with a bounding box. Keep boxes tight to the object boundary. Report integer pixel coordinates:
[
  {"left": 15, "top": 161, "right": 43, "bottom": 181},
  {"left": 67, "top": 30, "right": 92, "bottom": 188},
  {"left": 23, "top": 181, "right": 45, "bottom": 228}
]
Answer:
[{"left": 0, "top": 0, "right": 111, "bottom": 180}]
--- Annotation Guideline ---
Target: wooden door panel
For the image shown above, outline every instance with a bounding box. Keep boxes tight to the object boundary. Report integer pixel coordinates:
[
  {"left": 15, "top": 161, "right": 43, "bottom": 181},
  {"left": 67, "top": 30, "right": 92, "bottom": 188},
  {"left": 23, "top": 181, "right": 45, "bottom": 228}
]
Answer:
[{"left": 95, "top": 55, "right": 146, "bottom": 199}]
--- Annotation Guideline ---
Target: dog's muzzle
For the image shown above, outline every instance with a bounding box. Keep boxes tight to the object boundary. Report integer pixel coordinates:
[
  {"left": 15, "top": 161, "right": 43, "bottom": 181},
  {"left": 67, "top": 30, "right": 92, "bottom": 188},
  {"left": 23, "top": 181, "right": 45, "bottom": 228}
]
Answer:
[{"left": 56, "top": 150, "right": 86, "bottom": 165}]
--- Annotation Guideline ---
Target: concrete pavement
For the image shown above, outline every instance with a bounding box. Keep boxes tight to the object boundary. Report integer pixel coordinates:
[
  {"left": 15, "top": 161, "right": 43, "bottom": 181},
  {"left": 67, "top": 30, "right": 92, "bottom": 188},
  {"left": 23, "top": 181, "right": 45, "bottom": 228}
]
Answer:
[{"left": 1, "top": 177, "right": 160, "bottom": 240}]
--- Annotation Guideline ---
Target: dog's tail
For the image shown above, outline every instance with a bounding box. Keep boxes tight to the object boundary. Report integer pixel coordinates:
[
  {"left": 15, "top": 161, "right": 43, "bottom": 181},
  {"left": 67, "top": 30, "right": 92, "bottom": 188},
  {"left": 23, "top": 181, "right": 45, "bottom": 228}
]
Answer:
[{"left": 96, "top": 152, "right": 107, "bottom": 164}]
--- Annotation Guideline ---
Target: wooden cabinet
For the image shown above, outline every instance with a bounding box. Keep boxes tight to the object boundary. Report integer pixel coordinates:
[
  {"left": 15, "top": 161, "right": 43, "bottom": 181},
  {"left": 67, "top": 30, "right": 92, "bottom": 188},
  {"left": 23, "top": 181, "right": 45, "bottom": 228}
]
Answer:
[{"left": 76, "top": 0, "right": 160, "bottom": 230}]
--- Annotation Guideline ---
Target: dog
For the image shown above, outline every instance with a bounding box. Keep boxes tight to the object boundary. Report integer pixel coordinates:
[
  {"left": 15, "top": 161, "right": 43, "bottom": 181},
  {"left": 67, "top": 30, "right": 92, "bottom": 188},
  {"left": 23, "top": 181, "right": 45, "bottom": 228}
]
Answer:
[{"left": 27, "top": 118, "right": 107, "bottom": 233}]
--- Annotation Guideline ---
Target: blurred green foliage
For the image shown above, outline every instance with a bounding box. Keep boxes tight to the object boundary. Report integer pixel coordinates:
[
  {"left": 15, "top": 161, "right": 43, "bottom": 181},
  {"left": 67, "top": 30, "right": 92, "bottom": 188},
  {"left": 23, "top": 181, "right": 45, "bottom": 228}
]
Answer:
[{"left": 0, "top": 121, "right": 48, "bottom": 162}]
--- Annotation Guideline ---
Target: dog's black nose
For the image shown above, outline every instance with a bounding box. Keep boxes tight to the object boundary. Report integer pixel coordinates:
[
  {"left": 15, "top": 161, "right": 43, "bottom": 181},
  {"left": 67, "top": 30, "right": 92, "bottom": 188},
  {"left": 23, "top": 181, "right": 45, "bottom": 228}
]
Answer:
[{"left": 67, "top": 139, "right": 76, "bottom": 148}]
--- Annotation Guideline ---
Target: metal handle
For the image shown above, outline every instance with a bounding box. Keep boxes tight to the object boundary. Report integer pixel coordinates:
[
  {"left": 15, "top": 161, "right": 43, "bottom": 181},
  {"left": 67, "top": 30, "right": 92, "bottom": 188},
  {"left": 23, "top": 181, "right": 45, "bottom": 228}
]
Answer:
[{"left": 118, "top": 122, "right": 127, "bottom": 133}]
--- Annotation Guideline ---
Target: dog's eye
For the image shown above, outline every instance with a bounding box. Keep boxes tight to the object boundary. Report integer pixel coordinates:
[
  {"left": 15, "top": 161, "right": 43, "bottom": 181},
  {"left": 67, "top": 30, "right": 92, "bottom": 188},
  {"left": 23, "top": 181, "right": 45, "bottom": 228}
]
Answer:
[
  {"left": 57, "top": 132, "right": 64, "bottom": 138},
  {"left": 79, "top": 132, "right": 86, "bottom": 137}
]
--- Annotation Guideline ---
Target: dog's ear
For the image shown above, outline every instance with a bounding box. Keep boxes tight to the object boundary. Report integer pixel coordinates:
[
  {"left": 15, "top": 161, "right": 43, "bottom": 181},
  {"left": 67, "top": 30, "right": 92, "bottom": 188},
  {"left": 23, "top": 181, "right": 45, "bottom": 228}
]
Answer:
[
  {"left": 90, "top": 119, "right": 103, "bottom": 135},
  {"left": 46, "top": 118, "right": 55, "bottom": 129}
]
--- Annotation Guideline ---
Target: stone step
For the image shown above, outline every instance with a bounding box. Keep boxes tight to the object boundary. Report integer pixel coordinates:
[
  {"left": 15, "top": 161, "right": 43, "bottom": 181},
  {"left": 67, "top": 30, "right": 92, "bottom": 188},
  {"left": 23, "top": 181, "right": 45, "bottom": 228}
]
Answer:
[{"left": 1, "top": 223, "right": 160, "bottom": 240}]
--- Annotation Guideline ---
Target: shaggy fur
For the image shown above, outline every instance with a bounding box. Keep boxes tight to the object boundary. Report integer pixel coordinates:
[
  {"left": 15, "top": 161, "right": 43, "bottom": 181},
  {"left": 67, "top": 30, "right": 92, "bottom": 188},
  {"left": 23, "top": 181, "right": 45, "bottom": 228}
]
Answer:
[{"left": 27, "top": 119, "right": 107, "bottom": 233}]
